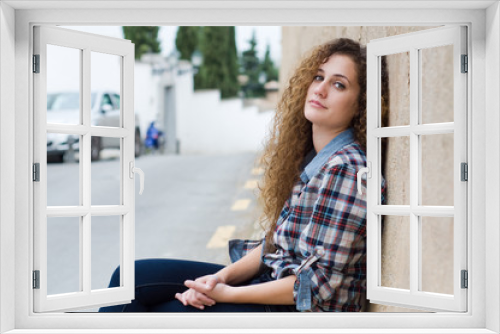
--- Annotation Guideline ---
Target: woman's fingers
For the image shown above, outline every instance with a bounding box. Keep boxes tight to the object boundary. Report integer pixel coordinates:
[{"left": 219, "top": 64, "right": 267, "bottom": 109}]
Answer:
[
  {"left": 185, "top": 279, "right": 209, "bottom": 293},
  {"left": 175, "top": 289, "right": 216, "bottom": 310},
  {"left": 194, "top": 275, "right": 218, "bottom": 290},
  {"left": 194, "top": 291, "right": 216, "bottom": 306},
  {"left": 174, "top": 292, "right": 187, "bottom": 306}
]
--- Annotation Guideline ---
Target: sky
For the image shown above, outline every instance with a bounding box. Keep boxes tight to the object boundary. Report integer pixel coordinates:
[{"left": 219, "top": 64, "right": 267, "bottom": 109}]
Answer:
[{"left": 64, "top": 26, "right": 282, "bottom": 65}]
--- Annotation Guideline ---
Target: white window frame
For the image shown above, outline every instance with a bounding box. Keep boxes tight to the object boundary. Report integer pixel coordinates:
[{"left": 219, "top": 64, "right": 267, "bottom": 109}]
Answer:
[
  {"left": 0, "top": 1, "right": 498, "bottom": 333},
  {"left": 366, "top": 26, "right": 468, "bottom": 312},
  {"left": 33, "top": 25, "right": 136, "bottom": 312}
]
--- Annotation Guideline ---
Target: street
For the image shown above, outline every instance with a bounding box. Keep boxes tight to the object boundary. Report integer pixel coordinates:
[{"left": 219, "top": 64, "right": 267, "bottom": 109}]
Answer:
[{"left": 47, "top": 151, "right": 264, "bottom": 302}]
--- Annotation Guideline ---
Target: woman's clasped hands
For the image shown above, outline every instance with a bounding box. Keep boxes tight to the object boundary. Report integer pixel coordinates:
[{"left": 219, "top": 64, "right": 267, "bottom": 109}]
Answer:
[{"left": 175, "top": 274, "right": 234, "bottom": 310}]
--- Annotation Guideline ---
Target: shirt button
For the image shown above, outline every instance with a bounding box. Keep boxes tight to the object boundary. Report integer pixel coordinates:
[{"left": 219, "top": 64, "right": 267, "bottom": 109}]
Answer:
[{"left": 314, "top": 246, "right": 325, "bottom": 257}]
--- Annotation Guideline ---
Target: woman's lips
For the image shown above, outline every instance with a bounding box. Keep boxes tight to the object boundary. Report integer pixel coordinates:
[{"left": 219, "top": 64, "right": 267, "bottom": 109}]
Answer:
[{"left": 309, "top": 100, "right": 326, "bottom": 108}]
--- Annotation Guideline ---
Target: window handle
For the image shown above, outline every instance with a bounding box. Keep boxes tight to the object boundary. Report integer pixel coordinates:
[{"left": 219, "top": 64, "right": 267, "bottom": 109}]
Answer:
[
  {"left": 129, "top": 161, "right": 145, "bottom": 195},
  {"left": 357, "top": 162, "right": 371, "bottom": 196}
]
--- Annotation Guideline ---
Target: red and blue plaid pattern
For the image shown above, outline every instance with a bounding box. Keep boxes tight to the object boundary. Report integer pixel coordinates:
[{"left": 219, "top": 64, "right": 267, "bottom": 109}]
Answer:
[{"left": 261, "top": 141, "right": 385, "bottom": 312}]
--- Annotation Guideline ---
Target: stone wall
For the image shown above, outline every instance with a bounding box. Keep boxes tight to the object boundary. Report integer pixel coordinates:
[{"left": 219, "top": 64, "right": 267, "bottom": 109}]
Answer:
[{"left": 280, "top": 26, "right": 454, "bottom": 312}]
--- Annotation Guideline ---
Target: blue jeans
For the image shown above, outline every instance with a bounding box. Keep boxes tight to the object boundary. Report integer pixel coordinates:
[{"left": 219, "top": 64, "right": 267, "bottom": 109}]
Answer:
[{"left": 99, "top": 259, "right": 296, "bottom": 312}]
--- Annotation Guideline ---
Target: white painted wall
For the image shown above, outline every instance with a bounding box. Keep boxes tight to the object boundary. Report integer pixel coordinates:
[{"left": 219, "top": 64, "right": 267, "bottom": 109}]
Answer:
[
  {"left": 130, "top": 58, "right": 276, "bottom": 154},
  {"left": 134, "top": 61, "right": 162, "bottom": 137},
  {"left": 174, "top": 71, "right": 274, "bottom": 155}
]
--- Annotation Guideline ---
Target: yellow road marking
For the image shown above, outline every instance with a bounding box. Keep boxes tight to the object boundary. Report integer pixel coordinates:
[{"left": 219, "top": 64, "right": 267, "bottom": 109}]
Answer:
[
  {"left": 244, "top": 180, "right": 259, "bottom": 189},
  {"left": 206, "top": 225, "right": 236, "bottom": 249},
  {"left": 231, "top": 199, "right": 251, "bottom": 211},
  {"left": 251, "top": 167, "right": 264, "bottom": 176}
]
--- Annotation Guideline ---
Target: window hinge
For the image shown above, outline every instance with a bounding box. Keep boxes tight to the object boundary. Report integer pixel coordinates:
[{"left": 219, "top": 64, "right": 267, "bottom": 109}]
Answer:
[
  {"left": 461, "top": 54, "right": 468, "bottom": 73},
  {"left": 461, "top": 270, "right": 468, "bottom": 289},
  {"left": 33, "top": 163, "right": 40, "bottom": 182},
  {"left": 461, "top": 162, "right": 468, "bottom": 181},
  {"left": 33, "top": 54, "right": 40, "bottom": 73},
  {"left": 33, "top": 270, "right": 40, "bottom": 289}
]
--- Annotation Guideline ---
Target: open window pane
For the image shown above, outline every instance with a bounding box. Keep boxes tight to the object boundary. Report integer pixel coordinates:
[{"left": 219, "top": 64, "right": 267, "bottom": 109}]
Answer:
[
  {"left": 421, "top": 216, "right": 454, "bottom": 295},
  {"left": 367, "top": 26, "right": 467, "bottom": 312},
  {"left": 92, "top": 216, "right": 121, "bottom": 290},
  {"left": 382, "top": 52, "right": 410, "bottom": 127},
  {"left": 381, "top": 215, "right": 410, "bottom": 290},
  {"left": 46, "top": 44, "right": 81, "bottom": 125},
  {"left": 47, "top": 217, "right": 80, "bottom": 295},
  {"left": 421, "top": 133, "right": 454, "bottom": 206},
  {"left": 91, "top": 52, "right": 121, "bottom": 128},
  {"left": 382, "top": 136, "right": 410, "bottom": 206},
  {"left": 47, "top": 134, "right": 80, "bottom": 205},
  {"left": 34, "top": 25, "right": 136, "bottom": 313},
  {"left": 421, "top": 45, "right": 454, "bottom": 124},
  {"left": 91, "top": 136, "right": 121, "bottom": 205}
]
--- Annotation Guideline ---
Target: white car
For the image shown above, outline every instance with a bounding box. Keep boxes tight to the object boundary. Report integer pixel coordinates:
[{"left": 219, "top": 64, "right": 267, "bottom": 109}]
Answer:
[{"left": 46, "top": 91, "right": 142, "bottom": 162}]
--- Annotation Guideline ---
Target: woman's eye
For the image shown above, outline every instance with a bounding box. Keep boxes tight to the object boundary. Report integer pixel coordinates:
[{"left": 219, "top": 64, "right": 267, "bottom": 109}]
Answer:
[
  {"left": 333, "top": 81, "right": 346, "bottom": 90},
  {"left": 313, "top": 75, "right": 323, "bottom": 81}
]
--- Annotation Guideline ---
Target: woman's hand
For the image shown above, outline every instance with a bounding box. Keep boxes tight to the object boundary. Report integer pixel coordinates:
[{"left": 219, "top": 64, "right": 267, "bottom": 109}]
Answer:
[{"left": 174, "top": 275, "right": 219, "bottom": 310}]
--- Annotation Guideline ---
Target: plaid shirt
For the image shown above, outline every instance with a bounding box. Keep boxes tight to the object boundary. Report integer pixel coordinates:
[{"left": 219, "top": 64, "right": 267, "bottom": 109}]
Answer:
[{"left": 229, "top": 128, "right": 386, "bottom": 312}]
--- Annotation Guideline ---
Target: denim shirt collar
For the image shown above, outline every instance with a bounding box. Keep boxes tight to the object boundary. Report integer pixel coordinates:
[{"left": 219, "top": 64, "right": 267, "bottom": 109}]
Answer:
[{"left": 299, "top": 127, "right": 356, "bottom": 183}]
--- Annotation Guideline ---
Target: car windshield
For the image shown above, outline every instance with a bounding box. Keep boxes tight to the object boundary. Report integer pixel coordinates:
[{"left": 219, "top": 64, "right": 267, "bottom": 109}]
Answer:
[{"left": 47, "top": 93, "right": 96, "bottom": 111}]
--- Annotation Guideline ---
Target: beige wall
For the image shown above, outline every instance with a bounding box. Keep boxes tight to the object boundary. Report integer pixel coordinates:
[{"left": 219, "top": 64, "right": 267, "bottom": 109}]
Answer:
[{"left": 281, "top": 26, "right": 454, "bottom": 312}]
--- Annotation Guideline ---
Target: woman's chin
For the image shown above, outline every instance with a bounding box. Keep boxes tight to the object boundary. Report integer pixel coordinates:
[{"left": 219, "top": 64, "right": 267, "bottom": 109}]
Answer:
[{"left": 304, "top": 108, "right": 323, "bottom": 124}]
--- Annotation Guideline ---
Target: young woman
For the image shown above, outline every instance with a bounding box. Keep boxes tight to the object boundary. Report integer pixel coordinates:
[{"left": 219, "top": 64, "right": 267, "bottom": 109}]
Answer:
[{"left": 100, "top": 38, "right": 388, "bottom": 313}]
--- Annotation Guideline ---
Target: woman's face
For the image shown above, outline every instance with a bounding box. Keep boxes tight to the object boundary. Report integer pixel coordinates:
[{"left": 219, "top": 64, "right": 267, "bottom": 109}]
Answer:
[{"left": 304, "top": 54, "right": 360, "bottom": 133}]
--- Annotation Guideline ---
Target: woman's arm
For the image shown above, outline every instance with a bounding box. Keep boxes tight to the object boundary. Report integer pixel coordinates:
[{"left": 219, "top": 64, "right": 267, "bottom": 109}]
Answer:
[
  {"left": 215, "top": 243, "right": 264, "bottom": 285},
  {"left": 185, "top": 274, "right": 296, "bottom": 305}
]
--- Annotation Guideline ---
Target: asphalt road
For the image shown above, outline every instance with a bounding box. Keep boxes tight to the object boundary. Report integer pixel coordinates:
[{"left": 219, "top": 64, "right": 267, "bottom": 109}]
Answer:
[{"left": 46, "top": 150, "right": 264, "bottom": 302}]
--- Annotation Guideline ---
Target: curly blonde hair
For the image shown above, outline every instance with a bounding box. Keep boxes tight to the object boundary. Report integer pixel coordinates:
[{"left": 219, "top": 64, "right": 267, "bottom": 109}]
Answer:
[{"left": 259, "top": 38, "right": 389, "bottom": 252}]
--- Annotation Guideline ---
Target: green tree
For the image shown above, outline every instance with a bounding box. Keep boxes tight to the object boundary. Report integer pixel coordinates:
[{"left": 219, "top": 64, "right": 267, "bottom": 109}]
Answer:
[
  {"left": 175, "top": 26, "right": 201, "bottom": 61},
  {"left": 260, "top": 43, "right": 279, "bottom": 82},
  {"left": 196, "top": 26, "right": 239, "bottom": 99},
  {"left": 122, "top": 27, "right": 161, "bottom": 60},
  {"left": 223, "top": 26, "right": 240, "bottom": 98},
  {"left": 240, "top": 31, "right": 264, "bottom": 98}
]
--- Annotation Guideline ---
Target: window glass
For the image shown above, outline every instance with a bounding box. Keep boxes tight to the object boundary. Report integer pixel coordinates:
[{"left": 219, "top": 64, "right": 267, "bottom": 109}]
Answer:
[
  {"left": 46, "top": 44, "right": 81, "bottom": 125},
  {"left": 421, "top": 133, "right": 454, "bottom": 206},
  {"left": 47, "top": 217, "right": 80, "bottom": 295},
  {"left": 381, "top": 215, "right": 410, "bottom": 290},
  {"left": 420, "top": 45, "right": 454, "bottom": 124},
  {"left": 92, "top": 216, "right": 121, "bottom": 290},
  {"left": 46, "top": 133, "right": 80, "bottom": 203},
  {"left": 381, "top": 52, "right": 410, "bottom": 127},
  {"left": 421, "top": 216, "right": 454, "bottom": 294},
  {"left": 91, "top": 51, "right": 121, "bottom": 127},
  {"left": 101, "top": 94, "right": 113, "bottom": 108},
  {"left": 381, "top": 136, "right": 410, "bottom": 206},
  {"left": 91, "top": 136, "right": 121, "bottom": 205},
  {"left": 112, "top": 93, "right": 121, "bottom": 109}
]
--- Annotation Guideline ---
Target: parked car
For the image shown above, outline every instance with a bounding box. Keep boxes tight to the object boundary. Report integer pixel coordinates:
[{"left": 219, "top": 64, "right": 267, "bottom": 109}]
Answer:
[{"left": 46, "top": 91, "right": 142, "bottom": 162}]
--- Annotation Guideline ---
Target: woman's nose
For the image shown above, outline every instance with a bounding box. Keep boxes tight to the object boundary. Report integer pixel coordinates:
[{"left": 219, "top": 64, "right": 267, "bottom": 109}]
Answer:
[{"left": 314, "top": 81, "right": 328, "bottom": 98}]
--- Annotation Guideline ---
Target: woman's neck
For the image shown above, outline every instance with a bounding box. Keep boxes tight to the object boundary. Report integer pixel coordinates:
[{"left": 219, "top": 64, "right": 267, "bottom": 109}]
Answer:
[{"left": 312, "top": 125, "right": 347, "bottom": 153}]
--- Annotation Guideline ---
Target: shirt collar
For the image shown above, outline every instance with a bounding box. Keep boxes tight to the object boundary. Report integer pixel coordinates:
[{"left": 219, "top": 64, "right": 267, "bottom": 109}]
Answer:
[{"left": 300, "top": 127, "right": 356, "bottom": 183}]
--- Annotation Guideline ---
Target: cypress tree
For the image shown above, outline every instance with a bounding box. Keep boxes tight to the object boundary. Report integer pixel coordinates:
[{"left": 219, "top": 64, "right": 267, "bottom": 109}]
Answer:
[
  {"left": 223, "top": 27, "right": 240, "bottom": 98},
  {"left": 175, "top": 26, "right": 201, "bottom": 61},
  {"left": 122, "top": 27, "right": 161, "bottom": 60},
  {"left": 196, "top": 26, "right": 239, "bottom": 99}
]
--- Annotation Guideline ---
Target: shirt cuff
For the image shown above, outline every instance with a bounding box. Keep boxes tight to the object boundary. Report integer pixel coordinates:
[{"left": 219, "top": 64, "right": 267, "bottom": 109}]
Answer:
[
  {"left": 293, "top": 268, "right": 313, "bottom": 312},
  {"left": 228, "top": 238, "right": 263, "bottom": 263}
]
